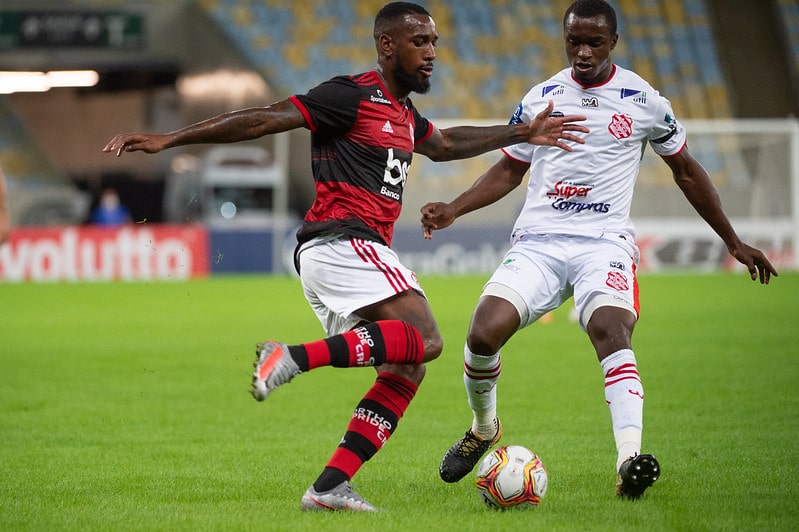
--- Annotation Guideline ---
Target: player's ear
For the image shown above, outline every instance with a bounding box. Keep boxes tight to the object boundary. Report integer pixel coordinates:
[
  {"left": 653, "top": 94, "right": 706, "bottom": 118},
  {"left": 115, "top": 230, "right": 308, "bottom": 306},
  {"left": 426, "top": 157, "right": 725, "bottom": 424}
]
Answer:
[
  {"left": 378, "top": 33, "right": 394, "bottom": 59},
  {"left": 610, "top": 33, "right": 618, "bottom": 50}
]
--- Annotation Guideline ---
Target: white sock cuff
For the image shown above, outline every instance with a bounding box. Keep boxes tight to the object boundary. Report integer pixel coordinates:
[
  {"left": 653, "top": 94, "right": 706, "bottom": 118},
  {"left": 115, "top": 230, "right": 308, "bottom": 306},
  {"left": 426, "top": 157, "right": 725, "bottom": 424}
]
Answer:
[
  {"left": 464, "top": 344, "right": 500, "bottom": 370},
  {"left": 601, "top": 348, "right": 636, "bottom": 373}
]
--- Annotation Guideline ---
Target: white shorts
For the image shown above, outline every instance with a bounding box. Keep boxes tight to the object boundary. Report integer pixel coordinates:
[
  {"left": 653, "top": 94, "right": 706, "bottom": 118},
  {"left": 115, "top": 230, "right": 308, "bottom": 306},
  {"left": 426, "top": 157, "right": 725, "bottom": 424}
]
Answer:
[
  {"left": 297, "top": 236, "right": 425, "bottom": 336},
  {"left": 482, "top": 233, "right": 640, "bottom": 331}
]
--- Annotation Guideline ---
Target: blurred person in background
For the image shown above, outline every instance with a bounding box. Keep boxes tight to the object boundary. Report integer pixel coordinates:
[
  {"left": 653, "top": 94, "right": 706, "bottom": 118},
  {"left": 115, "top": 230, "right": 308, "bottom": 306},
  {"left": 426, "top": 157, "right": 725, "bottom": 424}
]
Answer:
[
  {"left": 103, "top": 1, "right": 588, "bottom": 512},
  {"left": 422, "top": 0, "right": 777, "bottom": 500},
  {"left": 90, "top": 188, "right": 131, "bottom": 227}
]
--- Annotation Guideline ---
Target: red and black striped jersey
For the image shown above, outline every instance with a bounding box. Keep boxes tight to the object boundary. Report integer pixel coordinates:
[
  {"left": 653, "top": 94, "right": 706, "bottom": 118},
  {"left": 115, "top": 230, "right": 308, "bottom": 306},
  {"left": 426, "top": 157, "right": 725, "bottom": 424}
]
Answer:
[{"left": 289, "top": 70, "right": 433, "bottom": 247}]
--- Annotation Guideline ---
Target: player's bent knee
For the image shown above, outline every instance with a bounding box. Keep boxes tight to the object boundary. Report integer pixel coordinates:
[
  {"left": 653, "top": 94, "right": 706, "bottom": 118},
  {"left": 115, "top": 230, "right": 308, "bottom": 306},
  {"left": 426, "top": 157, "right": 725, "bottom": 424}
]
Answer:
[
  {"left": 585, "top": 305, "right": 636, "bottom": 354},
  {"left": 465, "top": 330, "right": 501, "bottom": 357},
  {"left": 422, "top": 332, "right": 443, "bottom": 362}
]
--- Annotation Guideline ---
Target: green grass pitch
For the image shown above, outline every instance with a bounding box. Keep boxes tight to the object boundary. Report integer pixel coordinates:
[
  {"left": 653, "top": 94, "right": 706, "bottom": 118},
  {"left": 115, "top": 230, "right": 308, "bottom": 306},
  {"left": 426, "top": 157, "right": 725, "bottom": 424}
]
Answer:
[{"left": 1, "top": 272, "right": 797, "bottom": 531}]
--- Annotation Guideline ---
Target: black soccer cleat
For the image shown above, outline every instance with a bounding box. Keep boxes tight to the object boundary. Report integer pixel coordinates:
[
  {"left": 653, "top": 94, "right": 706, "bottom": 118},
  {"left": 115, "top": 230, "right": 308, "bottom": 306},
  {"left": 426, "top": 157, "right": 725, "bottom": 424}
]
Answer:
[
  {"left": 439, "top": 419, "right": 502, "bottom": 483},
  {"left": 616, "top": 453, "right": 660, "bottom": 500}
]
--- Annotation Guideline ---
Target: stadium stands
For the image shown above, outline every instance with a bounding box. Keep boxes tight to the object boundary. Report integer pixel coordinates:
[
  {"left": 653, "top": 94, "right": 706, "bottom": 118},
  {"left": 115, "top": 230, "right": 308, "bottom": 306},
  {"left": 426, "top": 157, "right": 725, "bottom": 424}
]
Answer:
[{"left": 201, "top": 0, "right": 736, "bottom": 119}]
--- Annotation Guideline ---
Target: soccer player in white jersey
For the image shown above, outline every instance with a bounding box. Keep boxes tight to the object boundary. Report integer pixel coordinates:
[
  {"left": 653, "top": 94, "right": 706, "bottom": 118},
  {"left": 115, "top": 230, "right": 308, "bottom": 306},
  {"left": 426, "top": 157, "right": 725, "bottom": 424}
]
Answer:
[{"left": 421, "top": 0, "right": 777, "bottom": 499}]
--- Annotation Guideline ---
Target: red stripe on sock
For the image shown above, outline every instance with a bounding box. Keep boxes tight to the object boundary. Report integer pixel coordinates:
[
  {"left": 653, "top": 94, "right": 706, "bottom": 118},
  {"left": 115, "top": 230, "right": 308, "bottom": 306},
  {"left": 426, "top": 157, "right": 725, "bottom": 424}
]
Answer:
[
  {"left": 367, "top": 372, "right": 418, "bottom": 415},
  {"left": 327, "top": 447, "right": 363, "bottom": 479},
  {"left": 303, "top": 338, "right": 332, "bottom": 370},
  {"left": 604, "top": 363, "right": 641, "bottom": 388},
  {"left": 605, "top": 375, "right": 642, "bottom": 388},
  {"left": 379, "top": 321, "right": 424, "bottom": 365},
  {"left": 464, "top": 362, "right": 501, "bottom": 380}
]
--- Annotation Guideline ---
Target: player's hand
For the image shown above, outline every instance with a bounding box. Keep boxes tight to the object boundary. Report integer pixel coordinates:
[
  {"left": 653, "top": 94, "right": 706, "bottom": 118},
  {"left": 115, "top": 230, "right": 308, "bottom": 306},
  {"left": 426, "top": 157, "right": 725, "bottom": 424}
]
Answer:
[
  {"left": 421, "top": 202, "right": 456, "bottom": 239},
  {"left": 102, "top": 133, "right": 171, "bottom": 156},
  {"left": 526, "top": 100, "right": 589, "bottom": 151},
  {"left": 729, "top": 242, "right": 778, "bottom": 284}
]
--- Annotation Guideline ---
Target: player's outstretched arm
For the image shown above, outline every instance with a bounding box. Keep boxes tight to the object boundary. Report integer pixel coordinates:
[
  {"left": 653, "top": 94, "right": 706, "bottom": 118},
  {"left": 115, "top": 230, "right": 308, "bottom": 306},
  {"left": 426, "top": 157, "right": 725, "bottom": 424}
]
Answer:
[
  {"left": 416, "top": 101, "right": 588, "bottom": 162},
  {"left": 421, "top": 155, "right": 528, "bottom": 239},
  {"left": 103, "top": 100, "right": 306, "bottom": 157},
  {"left": 664, "top": 148, "right": 778, "bottom": 284}
]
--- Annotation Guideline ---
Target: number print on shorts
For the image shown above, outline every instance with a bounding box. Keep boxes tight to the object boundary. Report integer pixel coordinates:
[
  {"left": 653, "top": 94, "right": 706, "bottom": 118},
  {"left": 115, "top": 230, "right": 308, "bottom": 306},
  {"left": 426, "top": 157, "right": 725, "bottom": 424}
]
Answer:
[{"left": 605, "top": 271, "right": 629, "bottom": 291}]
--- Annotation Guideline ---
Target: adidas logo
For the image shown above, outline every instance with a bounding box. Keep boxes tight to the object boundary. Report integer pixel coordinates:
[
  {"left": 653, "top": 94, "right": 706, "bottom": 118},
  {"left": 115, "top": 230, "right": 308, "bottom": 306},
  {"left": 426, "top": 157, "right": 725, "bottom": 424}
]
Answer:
[{"left": 382, "top": 121, "right": 394, "bottom": 134}]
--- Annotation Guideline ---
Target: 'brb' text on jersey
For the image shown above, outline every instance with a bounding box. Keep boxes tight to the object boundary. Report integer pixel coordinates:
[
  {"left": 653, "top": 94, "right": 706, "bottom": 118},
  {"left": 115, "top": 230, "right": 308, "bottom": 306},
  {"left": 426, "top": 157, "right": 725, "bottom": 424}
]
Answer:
[
  {"left": 289, "top": 71, "right": 433, "bottom": 246},
  {"left": 503, "top": 64, "right": 688, "bottom": 242}
]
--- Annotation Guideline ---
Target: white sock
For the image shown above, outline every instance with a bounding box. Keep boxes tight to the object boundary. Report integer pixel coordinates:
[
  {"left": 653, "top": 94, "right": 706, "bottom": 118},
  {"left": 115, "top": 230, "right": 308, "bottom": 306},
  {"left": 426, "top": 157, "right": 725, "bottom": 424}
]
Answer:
[
  {"left": 463, "top": 344, "right": 500, "bottom": 439},
  {"left": 601, "top": 349, "right": 644, "bottom": 471}
]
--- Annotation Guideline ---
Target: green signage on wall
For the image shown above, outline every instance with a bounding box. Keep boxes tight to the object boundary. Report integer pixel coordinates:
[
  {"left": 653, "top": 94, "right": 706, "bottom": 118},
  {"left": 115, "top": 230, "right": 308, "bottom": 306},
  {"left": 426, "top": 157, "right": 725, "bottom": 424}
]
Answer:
[{"left": 0, "top": 11, "right": 144, "bottom": 49}]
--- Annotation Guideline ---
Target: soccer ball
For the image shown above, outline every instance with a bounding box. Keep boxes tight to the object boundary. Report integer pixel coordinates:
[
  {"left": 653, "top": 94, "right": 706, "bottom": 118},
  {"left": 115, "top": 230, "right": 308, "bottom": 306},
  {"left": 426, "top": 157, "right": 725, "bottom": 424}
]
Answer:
[{"left": 475, "top": 445, "right": 548, "bottom": 509}]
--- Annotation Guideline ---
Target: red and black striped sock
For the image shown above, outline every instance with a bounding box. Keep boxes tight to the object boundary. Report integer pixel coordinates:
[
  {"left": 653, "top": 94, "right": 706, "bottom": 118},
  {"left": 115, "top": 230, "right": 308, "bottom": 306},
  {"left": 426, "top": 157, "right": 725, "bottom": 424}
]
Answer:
[
  {"left": 287, "top": 320, "right": 424, "bottom": 371},
  {"left": 312, "top": 372, "right": 418, "bottom": 492}
]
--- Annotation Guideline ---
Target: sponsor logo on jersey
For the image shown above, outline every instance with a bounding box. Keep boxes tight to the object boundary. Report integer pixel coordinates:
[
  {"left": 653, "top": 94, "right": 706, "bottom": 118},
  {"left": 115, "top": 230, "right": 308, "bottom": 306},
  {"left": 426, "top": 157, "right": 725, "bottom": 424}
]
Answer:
[
  {"left": 652, "top": 112, "right": 679, "bottom": 144},
  {"left": 620, "top": 88, "right": 647, "bottom": 104},
  {"left": 542, "top": 84, "right": 565, "bottom": 97},
  {"left": 380, "top": 186, "right": 400, "bottom": 200},
  {"left": 381, "top": 120, "right": 394, "bottom": 134},
  {"left": 551, "top": 198, "right": 611, "bottom": 213},
  {"left": 381, "top": 148, "right": 408, "bottom": 201},
  {"left": 582, "top": 97, "right": 599, "bottom": 108},
  {"left": 609, "top": 261, "right": 626, "bottom": 271},
  {"left": 546, "top": 180, "right": 610, "bottom": 214},
  {"left": 370, "top": 89, "right": 392, "bottom": 105},
  {"left": 383, "top": 148, "right": 409, "bottom": 186},
  {"left": 546, "top": 180, "right": 593, "bottom": 199},
  {"left": 608, "top": 113, "right": 633, "bottom": 139},
  {"left": 500, "top": 258, "right": 521, "bottom": 273}
]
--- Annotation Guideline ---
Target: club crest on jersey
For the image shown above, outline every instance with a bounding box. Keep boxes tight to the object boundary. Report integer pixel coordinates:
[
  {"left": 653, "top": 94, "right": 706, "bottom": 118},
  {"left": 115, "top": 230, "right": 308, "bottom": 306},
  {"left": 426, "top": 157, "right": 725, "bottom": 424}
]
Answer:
[
  {"left": 608, "top": 113, "right": 633, "bottom": 139},
  {"left": 605, "top": 271, "right": 629, "bottom": 291}
]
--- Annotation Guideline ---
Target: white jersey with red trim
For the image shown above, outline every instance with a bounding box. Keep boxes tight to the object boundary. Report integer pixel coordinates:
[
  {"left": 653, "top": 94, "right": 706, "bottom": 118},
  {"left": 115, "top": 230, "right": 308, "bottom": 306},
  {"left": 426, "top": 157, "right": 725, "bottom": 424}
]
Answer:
[{"left": 502, "top": 64, "right": 687, "bottom": 241}]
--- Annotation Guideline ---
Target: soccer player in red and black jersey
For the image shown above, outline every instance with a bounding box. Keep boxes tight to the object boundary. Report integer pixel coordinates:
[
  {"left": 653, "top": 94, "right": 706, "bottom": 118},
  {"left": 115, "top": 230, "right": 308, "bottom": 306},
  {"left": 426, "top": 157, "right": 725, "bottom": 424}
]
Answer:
[{"left": 104, "top": 1, "right": 588, "bottom": 511}]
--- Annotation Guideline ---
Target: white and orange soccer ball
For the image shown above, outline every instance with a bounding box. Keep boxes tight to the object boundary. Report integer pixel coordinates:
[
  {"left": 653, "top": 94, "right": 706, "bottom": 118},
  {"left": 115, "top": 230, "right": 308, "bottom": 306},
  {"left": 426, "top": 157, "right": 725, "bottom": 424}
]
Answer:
[{"left": 475, "top": 445, "right": 548, "bottom": 509}]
